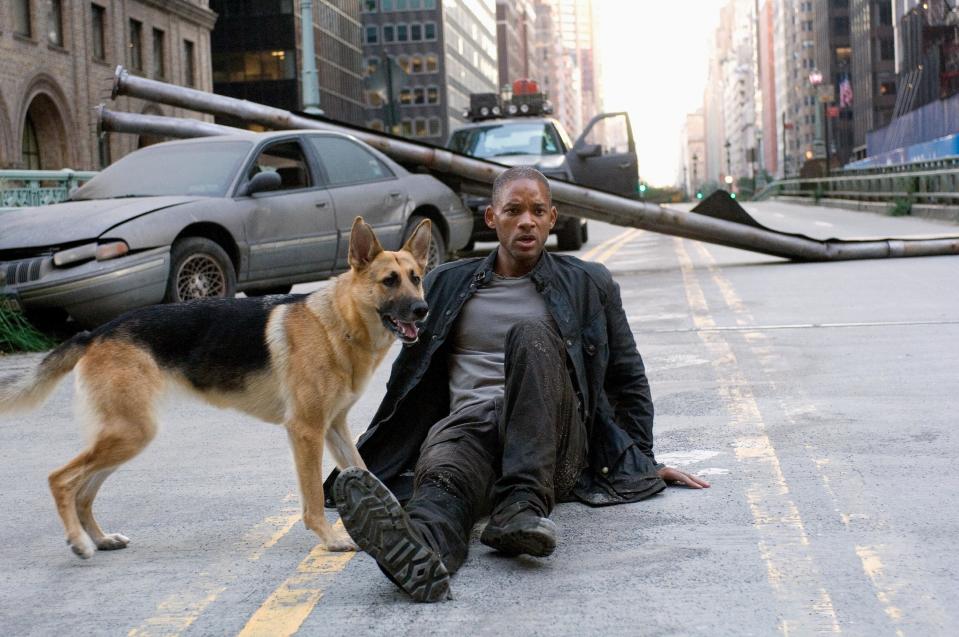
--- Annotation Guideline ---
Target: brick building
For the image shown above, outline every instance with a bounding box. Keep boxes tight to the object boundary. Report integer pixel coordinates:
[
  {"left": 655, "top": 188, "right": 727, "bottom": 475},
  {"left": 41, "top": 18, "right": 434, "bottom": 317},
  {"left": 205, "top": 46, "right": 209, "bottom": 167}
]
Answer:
[{"left": 1, "top": 0, "right": 216, "bottom": 171}]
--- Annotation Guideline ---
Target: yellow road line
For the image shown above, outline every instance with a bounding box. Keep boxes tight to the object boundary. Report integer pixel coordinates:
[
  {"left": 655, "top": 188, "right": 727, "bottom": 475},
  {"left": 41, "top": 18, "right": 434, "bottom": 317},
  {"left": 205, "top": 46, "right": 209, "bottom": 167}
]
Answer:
[
  {"left": 237, "top": 521, "right": 355, "bottom": 637},
  {"left": 129, "top": 496, "right": 302, "bottom": 637},
  {"left": 580, "top": 227, "right": 636, "bottom": 262},
  {"left": 674, "top": 238, "right": 841, "bottom": 635},
  {"left": 595, "top": 229, "right": 640, "bottom": 264}
]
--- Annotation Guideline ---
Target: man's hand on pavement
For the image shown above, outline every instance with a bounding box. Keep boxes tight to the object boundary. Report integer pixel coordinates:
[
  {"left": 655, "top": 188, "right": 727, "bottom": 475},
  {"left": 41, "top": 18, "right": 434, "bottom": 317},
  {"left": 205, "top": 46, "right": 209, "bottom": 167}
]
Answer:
[{"left": 658, "top": 466, "right": 711, "bottom": 489}]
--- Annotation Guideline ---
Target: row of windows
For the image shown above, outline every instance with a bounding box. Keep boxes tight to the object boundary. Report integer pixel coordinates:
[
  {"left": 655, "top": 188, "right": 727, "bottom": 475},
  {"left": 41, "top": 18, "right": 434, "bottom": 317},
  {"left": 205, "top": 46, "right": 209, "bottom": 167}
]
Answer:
[
  {"left": 364, "top": 22, "right": 437, "bottom": 44},
  {"left": 214, "top": 50, "right": 295, "bottom": 83},
  {"left": 363, "top": 0, "right": 438, "bottom": 12},
  {"left": 366, "top": 54, "right": 439, "bottom": 76},
  {"left": 367, "top": 117, "right": 443, "bottom": 138},
  {"left": 366, "top": 86, "right": 441, "bottom": 106},
  {"left": 12, "top": 1, "right": 194, "bottom": 85}
]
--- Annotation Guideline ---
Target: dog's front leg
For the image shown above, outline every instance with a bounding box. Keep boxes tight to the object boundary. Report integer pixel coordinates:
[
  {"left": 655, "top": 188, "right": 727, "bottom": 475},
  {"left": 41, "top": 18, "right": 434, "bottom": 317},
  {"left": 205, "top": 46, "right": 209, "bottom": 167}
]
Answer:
[
  {"left": 286, "top": 421, "right": 356, "bottom": 552},
  {"left": 326, "top": 413, "right": 367, "bottom": 471}
]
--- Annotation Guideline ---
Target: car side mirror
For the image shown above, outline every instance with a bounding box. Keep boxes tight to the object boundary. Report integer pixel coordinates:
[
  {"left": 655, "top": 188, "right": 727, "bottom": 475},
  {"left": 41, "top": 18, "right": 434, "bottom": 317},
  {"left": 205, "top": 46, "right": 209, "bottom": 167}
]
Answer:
[
  {"left": 576, "top": 143, "right": 602, "bottom": 159},
  {"left": 243, "top": 171, "right": 282, "bottom": 196}
]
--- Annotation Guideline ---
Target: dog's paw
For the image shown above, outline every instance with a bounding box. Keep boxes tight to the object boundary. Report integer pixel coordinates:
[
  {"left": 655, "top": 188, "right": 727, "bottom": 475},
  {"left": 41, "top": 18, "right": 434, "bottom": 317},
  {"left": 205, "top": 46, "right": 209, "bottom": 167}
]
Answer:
[
  {"left": 67, "top": 534, "right": 96, "bottom": 559},
  {"left": 323, "top": 536, "right": 358, "bottom": 552},
  {"left": 96, "top": 533, "right": 130, "bottom": 551}
]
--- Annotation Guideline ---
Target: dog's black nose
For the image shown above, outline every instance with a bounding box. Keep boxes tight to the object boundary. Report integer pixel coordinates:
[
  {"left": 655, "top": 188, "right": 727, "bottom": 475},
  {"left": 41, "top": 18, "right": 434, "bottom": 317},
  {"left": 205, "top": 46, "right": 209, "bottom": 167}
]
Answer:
[{"left": 411, "top": 301, "right": 428, "bottom": 320}]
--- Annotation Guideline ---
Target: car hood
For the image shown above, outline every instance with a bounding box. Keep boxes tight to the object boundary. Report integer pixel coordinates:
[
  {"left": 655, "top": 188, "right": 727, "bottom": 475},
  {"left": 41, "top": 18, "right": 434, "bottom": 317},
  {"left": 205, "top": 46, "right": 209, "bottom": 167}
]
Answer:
[
  {"left": 490, "top": 154, "right": 567, "bottom": 171},
  {"left": 0, "top": 196, "right": 201, "bottom": 250}
]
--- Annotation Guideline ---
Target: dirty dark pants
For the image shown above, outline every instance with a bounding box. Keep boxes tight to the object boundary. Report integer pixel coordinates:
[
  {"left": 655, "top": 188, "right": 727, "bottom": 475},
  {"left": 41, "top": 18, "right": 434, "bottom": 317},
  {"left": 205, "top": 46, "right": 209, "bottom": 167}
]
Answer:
[{"left": 404, "top": 319, "right": 587, "bottom": 574}]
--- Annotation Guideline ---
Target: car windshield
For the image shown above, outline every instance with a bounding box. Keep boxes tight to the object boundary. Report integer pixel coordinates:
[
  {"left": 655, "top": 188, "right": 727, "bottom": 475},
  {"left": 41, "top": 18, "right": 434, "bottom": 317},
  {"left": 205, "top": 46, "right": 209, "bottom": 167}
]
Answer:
[
  {"left": 71, "top": 140, "right": 253, "bottom": 200},
  {"left": 448, "top": 123, "right": 562, "bottom": 159}
]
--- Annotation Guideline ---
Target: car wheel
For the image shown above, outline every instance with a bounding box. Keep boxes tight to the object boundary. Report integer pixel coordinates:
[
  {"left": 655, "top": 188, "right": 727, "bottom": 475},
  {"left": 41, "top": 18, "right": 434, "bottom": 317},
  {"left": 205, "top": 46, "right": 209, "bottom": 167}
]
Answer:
[
  {"left": 245, "top": 284, "right": 293, "bottom": 296},
  {"left": 405, "top": 215, "right": 446, "bottom": 272},
  {"left": 581, "top": 221, "right": 589, "bottom": 245},
  {"left": 556, "top": 218, "right": 584, "bottom": 251},
  {"left": 165, "top": 237, "right": 237, "bottom": 303}
]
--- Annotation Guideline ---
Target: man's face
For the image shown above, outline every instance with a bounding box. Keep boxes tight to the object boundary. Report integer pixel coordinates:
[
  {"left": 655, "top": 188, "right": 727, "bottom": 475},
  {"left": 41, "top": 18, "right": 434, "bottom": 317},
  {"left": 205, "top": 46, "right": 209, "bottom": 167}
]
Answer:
[{"left": 484, "top": 177, "right": 557, "bottom": 276}]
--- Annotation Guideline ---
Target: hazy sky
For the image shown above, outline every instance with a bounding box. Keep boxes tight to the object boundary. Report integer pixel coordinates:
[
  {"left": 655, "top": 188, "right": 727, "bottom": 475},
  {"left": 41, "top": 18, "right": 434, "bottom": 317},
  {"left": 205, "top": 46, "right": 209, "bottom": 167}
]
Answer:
[{"left": 596, "top": 0, "right": 728, "bottom": 186}]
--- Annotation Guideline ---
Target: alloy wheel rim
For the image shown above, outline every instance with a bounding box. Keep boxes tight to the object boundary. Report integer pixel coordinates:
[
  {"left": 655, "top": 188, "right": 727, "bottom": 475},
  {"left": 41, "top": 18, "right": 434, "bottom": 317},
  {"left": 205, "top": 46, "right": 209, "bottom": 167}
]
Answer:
[
  {"left": 426, "top": 233, "right": 441, "bottom": 272},
  {"left": 176, "top": 254, "right": 225, "bottom": 300}
]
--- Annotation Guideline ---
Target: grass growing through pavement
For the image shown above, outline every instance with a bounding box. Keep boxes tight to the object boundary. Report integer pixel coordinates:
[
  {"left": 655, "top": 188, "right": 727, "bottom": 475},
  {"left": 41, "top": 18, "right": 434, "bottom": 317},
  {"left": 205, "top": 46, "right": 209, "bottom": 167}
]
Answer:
[{"left": 0, "top": 307, "right": 56, "bottom": 353}]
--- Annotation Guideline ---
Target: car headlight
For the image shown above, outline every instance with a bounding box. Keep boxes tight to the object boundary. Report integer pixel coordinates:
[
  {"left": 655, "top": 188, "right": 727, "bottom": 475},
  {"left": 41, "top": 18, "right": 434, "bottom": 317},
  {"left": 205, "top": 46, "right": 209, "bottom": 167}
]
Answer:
[{"left": 53, "top": 241, "right": 129, "bottom": 267}]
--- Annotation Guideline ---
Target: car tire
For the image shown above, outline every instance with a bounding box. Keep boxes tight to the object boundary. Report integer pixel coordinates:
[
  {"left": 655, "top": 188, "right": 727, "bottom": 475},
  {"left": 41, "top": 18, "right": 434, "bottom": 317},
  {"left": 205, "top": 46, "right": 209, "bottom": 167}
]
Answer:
[
  {"left": 245, "top": 284, "right": 293, "bottom": 296},
  {"left": 405, "top": 215, "right": 446, "bottom": 272},
  {"left": 581, "top": 221, "right": 589, "bottom": 245},
  {"left": 556, "top": 218, "right": 584, "bottom": 251},
  {"left": 164, "top": 237, "right": 237, "bottom": 303}
]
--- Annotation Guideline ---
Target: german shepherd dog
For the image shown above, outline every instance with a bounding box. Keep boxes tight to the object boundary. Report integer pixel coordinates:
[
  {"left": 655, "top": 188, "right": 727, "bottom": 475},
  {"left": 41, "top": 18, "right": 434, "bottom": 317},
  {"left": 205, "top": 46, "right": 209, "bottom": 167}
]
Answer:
[{"left": 0, "top": 217, "right": 431, "bottom": 559}]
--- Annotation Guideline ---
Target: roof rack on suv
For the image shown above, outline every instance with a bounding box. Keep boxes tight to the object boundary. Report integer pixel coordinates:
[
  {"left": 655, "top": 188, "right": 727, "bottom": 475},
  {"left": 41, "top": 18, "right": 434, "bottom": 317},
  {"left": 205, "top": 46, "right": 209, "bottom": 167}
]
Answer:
[{"left": 463, "top": 79, "right": 553, "bottom": 122}]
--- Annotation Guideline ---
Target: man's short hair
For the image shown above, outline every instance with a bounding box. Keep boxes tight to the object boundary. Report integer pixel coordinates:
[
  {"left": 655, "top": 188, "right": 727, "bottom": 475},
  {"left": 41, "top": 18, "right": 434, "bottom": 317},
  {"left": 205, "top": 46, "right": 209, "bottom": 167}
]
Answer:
[{"left": 491, "top": 166, "right": 551, "bottom": 208}]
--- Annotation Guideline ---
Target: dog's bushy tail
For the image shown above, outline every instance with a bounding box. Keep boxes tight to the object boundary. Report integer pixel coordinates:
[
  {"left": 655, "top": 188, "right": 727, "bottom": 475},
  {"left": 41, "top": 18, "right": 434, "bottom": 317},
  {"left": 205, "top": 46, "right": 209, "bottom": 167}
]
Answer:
[{"left": 0, "top": 331, "right": 92, "bottom": 412}]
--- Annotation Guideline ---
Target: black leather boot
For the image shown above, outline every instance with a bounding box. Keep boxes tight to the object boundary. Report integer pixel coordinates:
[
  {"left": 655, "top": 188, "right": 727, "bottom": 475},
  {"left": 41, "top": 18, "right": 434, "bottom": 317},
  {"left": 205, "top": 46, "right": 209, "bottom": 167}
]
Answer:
[
  {"left": 480, "top": 500, "right": 557, "bottom": 557},
  {"left": 334, "top": 467, "right": 451, "bottom": 602}
]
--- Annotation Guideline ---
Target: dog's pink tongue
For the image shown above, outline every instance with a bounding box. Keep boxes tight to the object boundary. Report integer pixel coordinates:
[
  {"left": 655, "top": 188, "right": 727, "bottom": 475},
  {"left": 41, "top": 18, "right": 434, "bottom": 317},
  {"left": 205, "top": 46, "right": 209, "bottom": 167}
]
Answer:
[{"left": 399, "top": 322, "right": 418, "bottom": 339}]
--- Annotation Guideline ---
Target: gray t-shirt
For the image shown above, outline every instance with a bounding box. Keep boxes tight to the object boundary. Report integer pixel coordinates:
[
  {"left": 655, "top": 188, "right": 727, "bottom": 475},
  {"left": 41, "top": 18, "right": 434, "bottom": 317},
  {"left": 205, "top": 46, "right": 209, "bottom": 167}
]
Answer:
[{"left": 447, "top": 273, "right": 553, "bottom": 413}]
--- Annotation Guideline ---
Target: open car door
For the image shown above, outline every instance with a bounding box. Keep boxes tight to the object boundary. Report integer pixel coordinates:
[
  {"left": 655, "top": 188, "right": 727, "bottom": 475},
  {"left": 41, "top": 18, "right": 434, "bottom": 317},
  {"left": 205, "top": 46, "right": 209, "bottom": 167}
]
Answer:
[{"left": 565, "top": 112, "right": 638, "bottom": 198}]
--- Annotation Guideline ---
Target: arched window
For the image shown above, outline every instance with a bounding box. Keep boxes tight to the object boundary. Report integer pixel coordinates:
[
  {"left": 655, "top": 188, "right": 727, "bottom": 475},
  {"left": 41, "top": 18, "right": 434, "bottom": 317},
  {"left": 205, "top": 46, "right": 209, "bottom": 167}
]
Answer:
[
  {"left": 21, "top": 116, "right": 41, "bottom": 170},
  {"left": 410, "top": 55, "right": 423, "bottom": 74},
  {"left": 425, "top": 54, "right": 438, "bottom": 73}
]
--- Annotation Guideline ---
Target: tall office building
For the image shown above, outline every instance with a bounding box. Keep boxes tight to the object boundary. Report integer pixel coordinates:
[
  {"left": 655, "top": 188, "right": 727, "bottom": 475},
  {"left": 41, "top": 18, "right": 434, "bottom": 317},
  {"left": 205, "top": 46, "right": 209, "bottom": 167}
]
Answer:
[
  {"left": 850, "top": 0, "right": 896, "bottom": 152},
  {"left": 361, "top": 0, "right": 497, "bottom": 144},
  {"left": 210, "top": 0, "right": 365, "bottom": 126},
  {"left": 496, "top": 0, "right": 538, "bottom": 90},
  {"left": 545, "top": 0, "right": 599, "bottom": 135},
  {"left": 814, "top": 0, "right": 855, "bottom": 166}
]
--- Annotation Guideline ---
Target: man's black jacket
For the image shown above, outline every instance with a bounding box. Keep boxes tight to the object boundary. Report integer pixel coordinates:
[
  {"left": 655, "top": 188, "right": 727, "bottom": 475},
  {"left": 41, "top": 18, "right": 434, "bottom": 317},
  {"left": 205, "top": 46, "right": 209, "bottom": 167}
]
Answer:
[{"left": 324, "top": 249, "right": 666, "bottom": 507}]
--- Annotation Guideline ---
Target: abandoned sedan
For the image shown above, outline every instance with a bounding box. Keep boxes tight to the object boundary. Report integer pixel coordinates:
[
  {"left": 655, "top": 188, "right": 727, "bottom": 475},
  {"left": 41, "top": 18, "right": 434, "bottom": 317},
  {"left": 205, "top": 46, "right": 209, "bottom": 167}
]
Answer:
[{"left": 0, "top": 131, "right": 470, "bottom": 326}]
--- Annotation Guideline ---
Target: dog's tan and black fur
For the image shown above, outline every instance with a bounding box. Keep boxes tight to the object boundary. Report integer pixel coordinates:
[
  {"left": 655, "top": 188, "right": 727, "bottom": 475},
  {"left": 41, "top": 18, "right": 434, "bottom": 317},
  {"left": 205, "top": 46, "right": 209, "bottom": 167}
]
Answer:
[{"left": 0, "top": 217, "right": 431, "bottom": 559}]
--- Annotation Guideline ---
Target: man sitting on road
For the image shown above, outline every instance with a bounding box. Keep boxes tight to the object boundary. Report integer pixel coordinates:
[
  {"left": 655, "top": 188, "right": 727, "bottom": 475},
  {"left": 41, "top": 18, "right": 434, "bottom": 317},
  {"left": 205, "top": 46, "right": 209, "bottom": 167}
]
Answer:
[{"left": 329, "top": 166, "right": 709, "bottom": 602}]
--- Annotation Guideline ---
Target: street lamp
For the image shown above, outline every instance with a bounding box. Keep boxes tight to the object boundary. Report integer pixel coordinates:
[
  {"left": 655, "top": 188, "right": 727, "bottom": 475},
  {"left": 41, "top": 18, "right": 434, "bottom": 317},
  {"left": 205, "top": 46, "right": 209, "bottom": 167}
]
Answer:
[
  {"left": 724, "top": 139, "right": 732, "bottom": 189},
  {"left": 691, "top": 153, "right": 698, "bottom": 192}
]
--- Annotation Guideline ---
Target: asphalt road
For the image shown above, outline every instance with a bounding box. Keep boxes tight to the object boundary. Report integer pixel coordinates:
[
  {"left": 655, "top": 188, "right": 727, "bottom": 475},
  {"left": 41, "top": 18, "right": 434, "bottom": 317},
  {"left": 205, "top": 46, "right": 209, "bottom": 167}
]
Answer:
[{"left": 1, "top": 200, "right": 957, "bottom": 636}]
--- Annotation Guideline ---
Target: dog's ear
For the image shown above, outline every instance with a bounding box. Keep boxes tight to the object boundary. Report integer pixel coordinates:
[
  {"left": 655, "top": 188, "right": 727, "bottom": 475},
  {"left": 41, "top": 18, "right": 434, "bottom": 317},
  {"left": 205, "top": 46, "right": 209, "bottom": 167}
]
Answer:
[
  {"left": 349, "top": 216, "right": 383, "bottom": 270},
  {"left": 401, "top": 218, "right": 432, "bottom": 269}
]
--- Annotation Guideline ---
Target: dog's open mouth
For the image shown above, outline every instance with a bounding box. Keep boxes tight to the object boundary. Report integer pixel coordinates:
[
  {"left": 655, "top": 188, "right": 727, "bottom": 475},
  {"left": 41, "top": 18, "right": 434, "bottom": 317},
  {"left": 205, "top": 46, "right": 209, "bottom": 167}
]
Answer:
[{"left": 382, "top": 315, "right": 421, "bottom": 343}]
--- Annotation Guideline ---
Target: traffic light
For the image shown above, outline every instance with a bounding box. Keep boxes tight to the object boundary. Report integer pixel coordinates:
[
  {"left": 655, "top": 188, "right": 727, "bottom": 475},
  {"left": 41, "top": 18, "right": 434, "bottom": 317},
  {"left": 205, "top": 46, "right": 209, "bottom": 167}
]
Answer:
[
  {"left": 696, "top": 191, "right": 703, "bottom": 200},
  {"left": 638, "top": 183, "right": 647, "bottom": 194},
  {"left": 730, "top": 192, "right": 737, "bottom": 199}
]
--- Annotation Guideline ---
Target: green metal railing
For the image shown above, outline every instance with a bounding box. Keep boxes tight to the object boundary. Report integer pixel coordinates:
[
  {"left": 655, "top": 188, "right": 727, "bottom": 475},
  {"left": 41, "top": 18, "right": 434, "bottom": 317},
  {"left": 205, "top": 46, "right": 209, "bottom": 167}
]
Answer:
[
  {"left": 755, "top": 162, "right": 959, "bottom": 206},
  {"left": 0, "top": 169, "right": 98, "bottom": 210}
]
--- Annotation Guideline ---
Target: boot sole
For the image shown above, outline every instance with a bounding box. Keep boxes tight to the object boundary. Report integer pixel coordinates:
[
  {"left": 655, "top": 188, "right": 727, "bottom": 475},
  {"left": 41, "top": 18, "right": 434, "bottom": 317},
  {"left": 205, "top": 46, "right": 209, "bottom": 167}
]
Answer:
[
  {"left": 334, "top": 467, "right": 450, "bottom": 603},
  {"left": 480, "top": 518, "right": 557, "bottom": 558}
]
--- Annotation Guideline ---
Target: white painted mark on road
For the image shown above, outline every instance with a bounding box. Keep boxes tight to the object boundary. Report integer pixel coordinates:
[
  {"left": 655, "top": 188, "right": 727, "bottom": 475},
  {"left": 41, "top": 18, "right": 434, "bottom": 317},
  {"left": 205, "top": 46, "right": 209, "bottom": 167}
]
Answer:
[
  {"left": 690, "top": 240, "right": 950, "bottom": 634},
  {"left": 674, "top": 238, "right": 841, "bottom": 635},
  {"left": 656, "top": 449, "right": 721, "bottom": 466},
  {"left": 814, "top": 221, "right": 834, "bottom": 228}
]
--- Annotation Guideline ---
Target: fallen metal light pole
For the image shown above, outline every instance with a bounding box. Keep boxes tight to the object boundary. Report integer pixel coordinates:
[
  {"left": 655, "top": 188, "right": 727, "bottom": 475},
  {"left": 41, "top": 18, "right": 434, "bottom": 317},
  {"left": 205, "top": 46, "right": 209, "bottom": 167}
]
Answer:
[
  {"left": 107, "top": 66, "right": 959, "bottom": 261},
  {"left": 95, "top": 104, "right": 247, "bottom": 139}
]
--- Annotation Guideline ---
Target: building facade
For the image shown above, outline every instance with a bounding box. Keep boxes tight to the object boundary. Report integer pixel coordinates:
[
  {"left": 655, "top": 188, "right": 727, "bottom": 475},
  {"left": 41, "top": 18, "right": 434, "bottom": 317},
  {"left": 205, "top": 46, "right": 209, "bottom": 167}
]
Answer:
[
  {"left": 361, "top": 0, "right": 497, "bottom": 144},
  {"left": 496, "top": 0, "right": 537, "bottom": 91},
  {"left": 681, "top": 109, "right": 706, "bottom": 196},
  {"left": 1, "top": 0, "right": 216, "bottom": 171},
  {"left": 814, "top": 0, "right": 855, "bottom": 167},
  {"left": 850, "top": 0, "right": 896, "bottom": 152},
  {"left": 210, "top": 0, "right": 365, "bottom": 126}
]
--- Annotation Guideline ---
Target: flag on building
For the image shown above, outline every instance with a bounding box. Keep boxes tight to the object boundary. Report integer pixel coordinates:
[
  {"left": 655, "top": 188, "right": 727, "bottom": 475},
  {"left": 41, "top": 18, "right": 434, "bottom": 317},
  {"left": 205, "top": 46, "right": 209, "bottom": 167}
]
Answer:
[{"left": 839, "top": 75, "right": 853, "bottom": 108}]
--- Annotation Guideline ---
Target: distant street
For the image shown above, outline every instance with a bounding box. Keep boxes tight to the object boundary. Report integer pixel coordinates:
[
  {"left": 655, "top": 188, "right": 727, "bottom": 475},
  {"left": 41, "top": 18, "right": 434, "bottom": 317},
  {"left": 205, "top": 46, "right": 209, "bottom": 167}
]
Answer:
[{"left": 1, "top": 201, "right": 957, "bottom": 636}]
